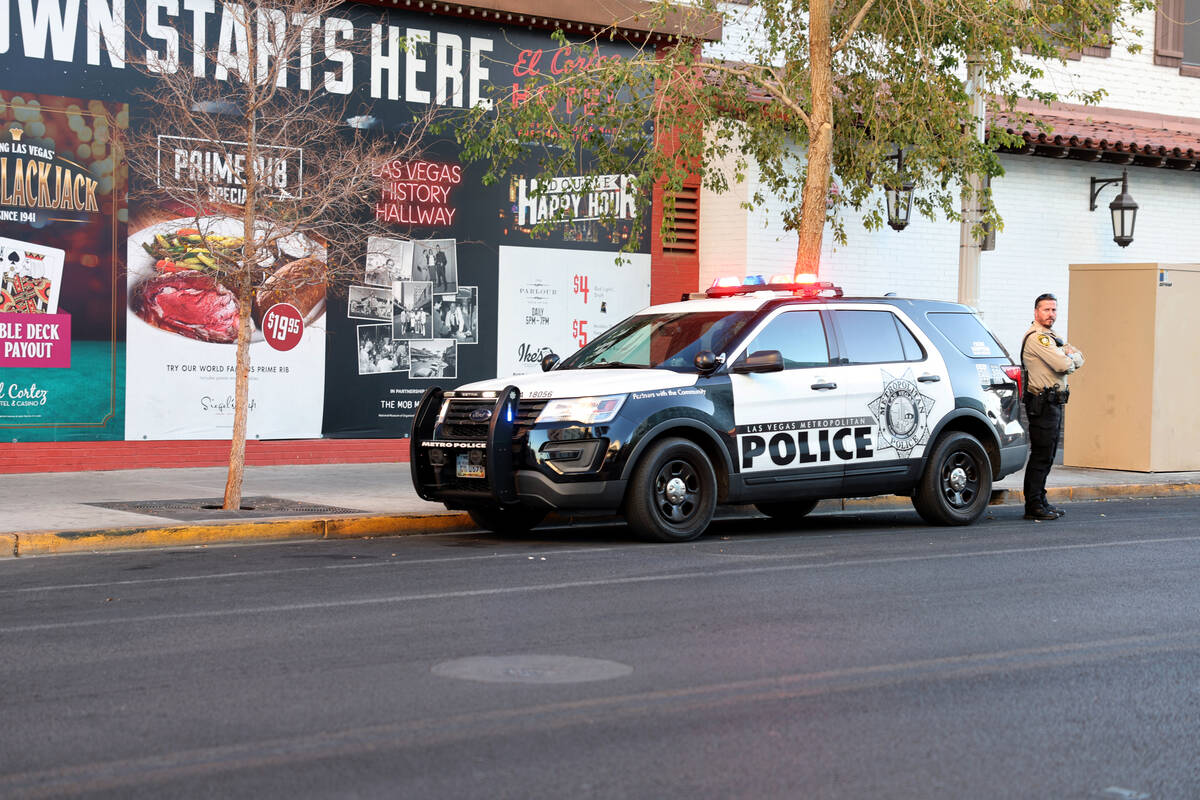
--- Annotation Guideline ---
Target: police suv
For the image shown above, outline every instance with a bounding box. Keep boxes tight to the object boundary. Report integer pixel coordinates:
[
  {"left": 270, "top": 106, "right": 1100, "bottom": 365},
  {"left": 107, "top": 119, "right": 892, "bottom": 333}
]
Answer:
[{"left": 411, "top": 276, "right": 1029, "bottom": 542}]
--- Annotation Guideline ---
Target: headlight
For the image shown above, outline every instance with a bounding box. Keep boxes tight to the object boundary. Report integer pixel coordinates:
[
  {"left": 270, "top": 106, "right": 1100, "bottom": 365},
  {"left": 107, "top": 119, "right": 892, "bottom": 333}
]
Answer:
[{"left": 536, "top": 394, "right": 627, "bottom": 425}]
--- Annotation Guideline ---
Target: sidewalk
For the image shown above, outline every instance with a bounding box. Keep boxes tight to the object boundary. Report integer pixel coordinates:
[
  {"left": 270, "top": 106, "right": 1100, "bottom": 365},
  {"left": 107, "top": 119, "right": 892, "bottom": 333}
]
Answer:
[{"left": 3, "top": 461, "right": 1200, "bottom": 557}]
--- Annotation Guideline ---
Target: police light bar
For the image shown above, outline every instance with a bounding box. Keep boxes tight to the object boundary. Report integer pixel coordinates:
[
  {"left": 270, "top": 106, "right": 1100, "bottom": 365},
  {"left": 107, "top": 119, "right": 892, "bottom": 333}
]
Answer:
[{"left": 705, "top": 275, "right": 844, "bottom": 299}]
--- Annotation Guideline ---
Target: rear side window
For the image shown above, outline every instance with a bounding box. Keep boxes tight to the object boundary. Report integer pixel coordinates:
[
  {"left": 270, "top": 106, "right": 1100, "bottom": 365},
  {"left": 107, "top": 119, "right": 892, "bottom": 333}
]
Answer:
[
  {"left": 926, "top": 312, "right": 1006, "bottom": 358},
  {"left": 832, "top": 310, "right": 925, "bottom": 364}
]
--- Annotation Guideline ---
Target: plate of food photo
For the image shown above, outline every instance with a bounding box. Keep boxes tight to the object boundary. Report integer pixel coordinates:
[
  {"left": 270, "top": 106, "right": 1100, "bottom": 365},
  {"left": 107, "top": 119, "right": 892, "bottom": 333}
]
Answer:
[{"left": 127, "top": 216, "right": 327, "bottom": 345}]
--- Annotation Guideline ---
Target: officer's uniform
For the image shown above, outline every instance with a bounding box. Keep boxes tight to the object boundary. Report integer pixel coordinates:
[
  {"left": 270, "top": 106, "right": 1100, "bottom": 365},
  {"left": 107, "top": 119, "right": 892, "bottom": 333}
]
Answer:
[{"left": 1021, "top": 323, "right": 1084, "bottom": 518}]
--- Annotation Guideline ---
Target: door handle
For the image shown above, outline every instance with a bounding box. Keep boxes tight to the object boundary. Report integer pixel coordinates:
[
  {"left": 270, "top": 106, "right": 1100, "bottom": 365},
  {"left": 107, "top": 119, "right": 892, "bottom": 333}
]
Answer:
[
  {"left": 917, "top": 374, "right": 941, "bottom": 383},
  {"left": 810, "top": 382, "right": 837, "bottom": 390}
]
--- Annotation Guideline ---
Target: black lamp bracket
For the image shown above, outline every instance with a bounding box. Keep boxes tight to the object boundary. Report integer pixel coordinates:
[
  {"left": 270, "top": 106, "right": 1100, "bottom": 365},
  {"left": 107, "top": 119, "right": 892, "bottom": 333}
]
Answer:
[{"left": 1090, "top": 169, "right": 1127, "bottom": 211}]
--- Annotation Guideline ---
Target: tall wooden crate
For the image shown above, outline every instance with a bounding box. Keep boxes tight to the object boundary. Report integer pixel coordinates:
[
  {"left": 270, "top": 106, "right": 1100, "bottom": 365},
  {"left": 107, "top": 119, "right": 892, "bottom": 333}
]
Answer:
[{"left": 1064, "top": 263, "right": 1200, "bottom": 471}]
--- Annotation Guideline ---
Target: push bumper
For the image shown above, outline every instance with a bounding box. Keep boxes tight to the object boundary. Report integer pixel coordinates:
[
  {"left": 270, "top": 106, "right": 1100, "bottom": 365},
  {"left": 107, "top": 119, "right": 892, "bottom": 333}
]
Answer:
[{"left": 410, "top": 386, "right": 626, "bottom": 512}]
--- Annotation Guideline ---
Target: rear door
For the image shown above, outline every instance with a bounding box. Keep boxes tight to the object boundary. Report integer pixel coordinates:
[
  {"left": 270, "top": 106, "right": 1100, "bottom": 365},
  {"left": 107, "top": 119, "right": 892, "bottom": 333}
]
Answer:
[
  {"left": 728, "top": 307, "right": 853, "bottom": 497},
  {"left": 828, "top": 306, "right": 955, "bottom": 492}
]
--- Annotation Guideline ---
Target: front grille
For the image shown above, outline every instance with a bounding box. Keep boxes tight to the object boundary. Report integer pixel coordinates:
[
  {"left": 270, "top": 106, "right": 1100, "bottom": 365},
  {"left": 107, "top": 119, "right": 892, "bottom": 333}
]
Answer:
[
  {"left": 441, "top": 398, "right": 549, "bottom": 440},
  {"left": 442, "top": 399, "right": 489, "bottom": 439}
]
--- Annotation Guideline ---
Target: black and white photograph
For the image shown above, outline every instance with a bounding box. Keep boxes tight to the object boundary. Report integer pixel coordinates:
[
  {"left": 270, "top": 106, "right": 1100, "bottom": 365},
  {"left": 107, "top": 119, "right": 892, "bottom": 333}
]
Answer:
[
  {"left": 434, "top": 286, "right": 478, "bottom": 344},
  {"left": 392, "top": 280, "right": 433, "bottom": 339},
  {"left": 364, "top": 236, "right": 413, "bottom": 287},
  {"left": 408, "top": 338, "right": 457, "bottom": 379},
  {"left": 412, "top": 238, "right": 457, "bottom": 295},
  {"left": 356, "top": 324, "right": 409, "bottom": 375},
  {"left": 347, "top": 285, "right": 394, "bottom": 322}
]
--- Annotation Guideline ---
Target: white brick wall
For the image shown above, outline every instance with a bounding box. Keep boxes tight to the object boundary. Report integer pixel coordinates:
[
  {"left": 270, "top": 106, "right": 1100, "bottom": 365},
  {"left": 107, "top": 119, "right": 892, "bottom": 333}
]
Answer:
[{"left": 699, "top": 4, "right": 1200, "bottom": 358}]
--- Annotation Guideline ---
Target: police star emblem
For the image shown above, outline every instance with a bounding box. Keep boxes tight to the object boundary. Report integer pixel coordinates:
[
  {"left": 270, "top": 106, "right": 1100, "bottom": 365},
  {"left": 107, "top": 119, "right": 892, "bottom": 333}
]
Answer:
[{"left": 867, "top": 369, "right": 935, "bottom": 456}]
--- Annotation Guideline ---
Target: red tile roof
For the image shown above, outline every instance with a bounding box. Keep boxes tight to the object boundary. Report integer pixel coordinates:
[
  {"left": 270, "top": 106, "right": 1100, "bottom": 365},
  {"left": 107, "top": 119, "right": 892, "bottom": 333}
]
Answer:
[{"left": 993, "top": 102, "right": 1200, "bottom": 165}]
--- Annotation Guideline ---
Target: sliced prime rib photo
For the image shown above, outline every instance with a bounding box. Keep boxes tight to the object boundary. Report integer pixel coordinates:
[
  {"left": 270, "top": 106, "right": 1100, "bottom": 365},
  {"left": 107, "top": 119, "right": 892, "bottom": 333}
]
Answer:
[{"left": 132, "top": 270, "right": 240, "bottom": 343}]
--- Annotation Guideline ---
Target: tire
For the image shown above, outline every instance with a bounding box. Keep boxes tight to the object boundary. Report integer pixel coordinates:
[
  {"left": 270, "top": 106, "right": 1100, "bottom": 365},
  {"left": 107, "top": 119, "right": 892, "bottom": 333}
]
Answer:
[
  {"left": 754, "top": 498, "right": 820, "bottom": 521},
  {"left": 624, "top": 437, "right": 718, "bottom": 543},
  {"left": 912, "top": 432, "right": 992, "bottom": 526},
  {"left": 467, "top": 505, "right": 548, "bottom": 536}
]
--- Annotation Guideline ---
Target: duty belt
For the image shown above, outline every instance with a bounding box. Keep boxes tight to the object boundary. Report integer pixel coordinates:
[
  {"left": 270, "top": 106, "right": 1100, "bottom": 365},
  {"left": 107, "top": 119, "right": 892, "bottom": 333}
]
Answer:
[{"left": 1025, "top": 386, "right": 1069, "bottom": 406}]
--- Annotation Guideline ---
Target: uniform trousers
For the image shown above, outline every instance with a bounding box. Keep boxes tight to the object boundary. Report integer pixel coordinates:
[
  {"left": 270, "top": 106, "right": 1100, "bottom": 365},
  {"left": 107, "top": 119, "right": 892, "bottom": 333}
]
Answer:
[{"left": 1023, "top": 400, "right": 1062, "bottom": 510}]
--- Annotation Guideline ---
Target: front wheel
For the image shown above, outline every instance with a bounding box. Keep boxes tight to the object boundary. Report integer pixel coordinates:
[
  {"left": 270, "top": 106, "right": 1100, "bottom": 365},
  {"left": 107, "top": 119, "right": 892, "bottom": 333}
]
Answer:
[
  {"left": 912, "top": 432, "right": 992, "bottom": 526},
  {"left": 624, "top": 438, "right": 717, "bottom": 543},
  {"left": 467, "top": 505, "right": 548, "bottom": 536}
]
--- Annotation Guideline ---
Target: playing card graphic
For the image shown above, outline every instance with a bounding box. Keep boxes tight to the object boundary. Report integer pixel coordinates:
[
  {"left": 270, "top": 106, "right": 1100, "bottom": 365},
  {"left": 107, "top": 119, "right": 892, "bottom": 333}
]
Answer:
[{"left": 0, "top": 238, "right": 65, "bottom": 314}]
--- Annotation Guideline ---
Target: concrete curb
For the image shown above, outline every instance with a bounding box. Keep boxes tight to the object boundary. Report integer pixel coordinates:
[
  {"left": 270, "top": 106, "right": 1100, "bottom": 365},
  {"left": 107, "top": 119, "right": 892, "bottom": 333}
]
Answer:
[
  {"left": 4, "top": 483, "right": 1200, "bottom": 557},
  {"left": 9, "top": 513, "right": 474, "bottom": 557}
]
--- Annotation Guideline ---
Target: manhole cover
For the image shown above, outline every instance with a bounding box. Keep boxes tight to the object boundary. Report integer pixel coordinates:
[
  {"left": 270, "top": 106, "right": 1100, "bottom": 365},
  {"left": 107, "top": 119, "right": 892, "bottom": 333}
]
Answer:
[
  {"left": 86, "top": 496, "right": 360, "bottom": 521},
  {"left": 432, "top": 655, "right": 633, "bottom": 684}
]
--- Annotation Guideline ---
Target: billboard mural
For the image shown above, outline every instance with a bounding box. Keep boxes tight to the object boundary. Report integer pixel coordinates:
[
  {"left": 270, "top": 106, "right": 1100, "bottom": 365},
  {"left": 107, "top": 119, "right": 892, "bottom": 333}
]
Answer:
[
  {"left": 1, "top": 0, "right": 650, "bottom": 442},
  {"left": 0, "top": 96, "right": 126, "bottom": 442}
]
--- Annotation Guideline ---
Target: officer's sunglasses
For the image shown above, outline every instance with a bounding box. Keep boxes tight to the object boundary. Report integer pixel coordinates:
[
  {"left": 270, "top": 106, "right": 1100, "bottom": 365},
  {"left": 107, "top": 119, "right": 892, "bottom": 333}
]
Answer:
[{"left": 1035, "top": 293, "right": 1057, "bottom": 307}]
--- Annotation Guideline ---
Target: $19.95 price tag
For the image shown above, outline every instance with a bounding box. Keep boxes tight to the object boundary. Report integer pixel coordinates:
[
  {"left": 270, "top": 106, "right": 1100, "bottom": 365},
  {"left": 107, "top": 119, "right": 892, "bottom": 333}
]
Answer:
[{"left": 262, "top": 303, "right": 304, "bottom": 351}]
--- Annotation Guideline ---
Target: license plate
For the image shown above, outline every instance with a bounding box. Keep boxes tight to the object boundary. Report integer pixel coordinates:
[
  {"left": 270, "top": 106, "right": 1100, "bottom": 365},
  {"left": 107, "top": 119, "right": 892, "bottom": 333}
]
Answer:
[{"left": 456, "top": 453, "right": 485, "bottom": 479}]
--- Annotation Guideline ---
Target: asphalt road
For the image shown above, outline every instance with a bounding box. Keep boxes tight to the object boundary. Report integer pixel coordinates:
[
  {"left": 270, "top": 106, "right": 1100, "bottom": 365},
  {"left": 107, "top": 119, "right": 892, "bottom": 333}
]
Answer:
[{"left": 2, "top": 498, "right": 1199, "bottom": 799}]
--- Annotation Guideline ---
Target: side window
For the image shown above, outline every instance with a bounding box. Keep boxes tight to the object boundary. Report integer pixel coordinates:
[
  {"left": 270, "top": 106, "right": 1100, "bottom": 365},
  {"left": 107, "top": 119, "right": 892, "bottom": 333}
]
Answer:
[
  {"left": 834, "top": 310, "right": 923, "bottom": 364},
  {"left": 744, "top": 310, "right": 830, "bottom": 369},
  {"left": 926, "top": 312, "right": 1005, "bottom": 359},
  {"left": 1156, "top": 0, "right": 1200, "bottom": 76}
]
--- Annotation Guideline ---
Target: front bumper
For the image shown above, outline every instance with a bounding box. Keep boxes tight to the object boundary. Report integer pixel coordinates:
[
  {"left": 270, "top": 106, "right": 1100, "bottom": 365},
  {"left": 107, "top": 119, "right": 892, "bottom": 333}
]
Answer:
[{"left": 410, "top": 386, "right": 625, "bottom": 511}]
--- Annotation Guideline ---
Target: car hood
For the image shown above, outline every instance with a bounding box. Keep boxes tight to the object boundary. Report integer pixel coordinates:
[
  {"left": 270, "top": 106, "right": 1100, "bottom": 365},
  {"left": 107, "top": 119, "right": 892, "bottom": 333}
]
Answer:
[{"left": 455, "top": 369, "right": 699, "bottom": 399}]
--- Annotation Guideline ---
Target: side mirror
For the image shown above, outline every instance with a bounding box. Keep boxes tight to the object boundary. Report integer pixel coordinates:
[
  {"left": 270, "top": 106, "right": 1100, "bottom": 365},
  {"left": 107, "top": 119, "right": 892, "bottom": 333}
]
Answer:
[
  {"left": 730, "top": 350, "right": 784, "bottom": 374},
  {"left": 540, "top": 353, "right": 560, "bottom": 372},
  {"left": 694, "top": 350, "right": 718, "bottom": 373}
]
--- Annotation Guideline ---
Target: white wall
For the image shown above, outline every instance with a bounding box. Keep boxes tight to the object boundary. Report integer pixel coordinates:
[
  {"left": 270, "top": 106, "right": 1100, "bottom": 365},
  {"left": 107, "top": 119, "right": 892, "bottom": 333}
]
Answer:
[
  {"left": 700, "top": 152, "right": 1200, "bottom": 358},
  {"left": 1030, "top": 7, "right": 1200, "bottom": 115}
]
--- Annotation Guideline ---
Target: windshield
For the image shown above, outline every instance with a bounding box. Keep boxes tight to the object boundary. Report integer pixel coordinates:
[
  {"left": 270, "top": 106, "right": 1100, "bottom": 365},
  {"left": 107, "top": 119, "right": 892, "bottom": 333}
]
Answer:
[{"left": 559, "top": 310, "right": 757, "bottom": 372}]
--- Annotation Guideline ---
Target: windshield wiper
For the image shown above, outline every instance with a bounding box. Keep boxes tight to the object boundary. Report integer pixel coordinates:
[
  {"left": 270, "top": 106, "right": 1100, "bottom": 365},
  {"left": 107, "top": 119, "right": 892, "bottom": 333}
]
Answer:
[{"left": 582, "top": 360, "right": 649, "bottom": 369}]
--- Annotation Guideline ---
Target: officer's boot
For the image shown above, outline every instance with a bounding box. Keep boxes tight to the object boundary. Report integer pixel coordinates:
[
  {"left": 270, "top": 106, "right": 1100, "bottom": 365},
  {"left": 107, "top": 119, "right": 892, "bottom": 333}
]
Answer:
[{"left": 1040, "top": 492, "right": 1066, "bottom": 517}]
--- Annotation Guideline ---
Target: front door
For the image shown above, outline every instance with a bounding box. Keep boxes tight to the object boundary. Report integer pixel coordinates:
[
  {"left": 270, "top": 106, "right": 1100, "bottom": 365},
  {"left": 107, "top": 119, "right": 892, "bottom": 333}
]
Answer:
[{"left": 728, "top": 309, "right": 855, "bottom": 498}]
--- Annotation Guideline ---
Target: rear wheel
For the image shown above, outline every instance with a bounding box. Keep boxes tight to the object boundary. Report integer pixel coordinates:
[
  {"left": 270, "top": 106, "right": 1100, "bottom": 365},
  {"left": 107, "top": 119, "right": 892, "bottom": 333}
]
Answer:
[
  {"left": 754, "top": 498, "right": 819, "bottom": 520},
  {"left": 912, "top": 432, "right": 992, "bottom": 525},
  {"left": 624, "top": 438, "right": 717, "bottom": 543},
  {"left": 467, "top": 505, "right": 547, "bottom": 536}
]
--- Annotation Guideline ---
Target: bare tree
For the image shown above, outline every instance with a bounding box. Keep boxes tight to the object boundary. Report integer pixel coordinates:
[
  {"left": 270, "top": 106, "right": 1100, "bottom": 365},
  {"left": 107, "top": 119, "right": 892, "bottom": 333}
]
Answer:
[{"left": 117, "top": 0, "right": 434, "bottom": 509}]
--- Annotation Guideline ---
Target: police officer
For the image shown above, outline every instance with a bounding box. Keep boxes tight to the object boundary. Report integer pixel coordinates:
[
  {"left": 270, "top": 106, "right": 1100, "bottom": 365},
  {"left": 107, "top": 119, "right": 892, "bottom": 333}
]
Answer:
[{"left": 1022, "top": 293, "right": 1084, "bottom": 521}]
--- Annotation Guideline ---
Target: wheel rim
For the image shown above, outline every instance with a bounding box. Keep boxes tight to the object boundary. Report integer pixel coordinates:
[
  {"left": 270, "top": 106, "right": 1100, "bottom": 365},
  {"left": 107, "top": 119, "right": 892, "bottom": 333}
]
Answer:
[
  {"left": 939, "top": 449, "right": 981, "bottom": 509},
  {"left": 653, "top": 458, "right": 701, "bottom": 525}
]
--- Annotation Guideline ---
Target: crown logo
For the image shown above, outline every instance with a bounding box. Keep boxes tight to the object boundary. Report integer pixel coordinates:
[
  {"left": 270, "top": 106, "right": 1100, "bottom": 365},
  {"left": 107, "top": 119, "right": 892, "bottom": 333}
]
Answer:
[{"left": 9, "top": 128, "right": 23, "bottom": 142}]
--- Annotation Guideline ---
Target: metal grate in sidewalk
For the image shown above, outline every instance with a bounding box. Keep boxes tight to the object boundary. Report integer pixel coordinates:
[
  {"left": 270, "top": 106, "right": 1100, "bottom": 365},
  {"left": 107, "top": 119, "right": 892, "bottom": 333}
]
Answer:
[{"left": 85, "top": 496, "right": 361, "bottom": 522}]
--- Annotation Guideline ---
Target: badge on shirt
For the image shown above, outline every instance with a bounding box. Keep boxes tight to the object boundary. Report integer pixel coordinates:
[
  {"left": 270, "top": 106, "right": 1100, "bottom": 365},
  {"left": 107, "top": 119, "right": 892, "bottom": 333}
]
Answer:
[{"left": 1037, "top": 334, "right": 1051, "bottom": 346}]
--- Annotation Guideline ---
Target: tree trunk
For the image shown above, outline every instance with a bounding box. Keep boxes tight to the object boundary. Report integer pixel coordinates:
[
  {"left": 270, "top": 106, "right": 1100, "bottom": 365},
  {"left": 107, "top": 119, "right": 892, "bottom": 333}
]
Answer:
[
  {"left": 222, "top": 290, "right": 253, "bottom": 510},
  {"left": 224, "top": 34, "right": 257, "bottom": 512},
  {"left": 796, "top": 0, "right": 833, "bottom": 278}
]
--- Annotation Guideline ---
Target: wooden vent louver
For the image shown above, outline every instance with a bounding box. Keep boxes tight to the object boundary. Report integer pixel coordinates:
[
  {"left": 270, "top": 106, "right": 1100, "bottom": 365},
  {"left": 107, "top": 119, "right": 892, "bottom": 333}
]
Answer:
[{"left": 663, "top": 183, "right": 699, "bottom": 256}]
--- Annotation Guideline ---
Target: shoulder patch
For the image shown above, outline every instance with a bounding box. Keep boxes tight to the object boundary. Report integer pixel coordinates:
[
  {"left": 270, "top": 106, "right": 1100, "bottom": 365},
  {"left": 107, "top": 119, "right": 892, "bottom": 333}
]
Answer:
[{"left": 1037, "top": 334, "right": 1051, "bottom": 346}]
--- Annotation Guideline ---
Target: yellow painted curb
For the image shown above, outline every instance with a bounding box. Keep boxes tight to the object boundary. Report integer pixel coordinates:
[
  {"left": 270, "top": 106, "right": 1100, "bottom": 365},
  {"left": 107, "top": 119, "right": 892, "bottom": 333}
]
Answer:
[
  {"left": 1051, "top": 483, "right": 1200, "bottom": 502},
  {"left": 15, "top": 518, "right": 325, "bottom": 556},
  {"left": 1, "top": 533, "right": 16, "bottom": 558},
  {"left": 324, "top": 513, "right": 473, "bottom": 539}
]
